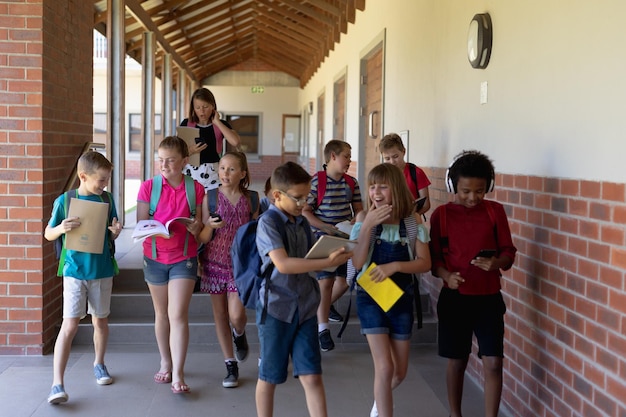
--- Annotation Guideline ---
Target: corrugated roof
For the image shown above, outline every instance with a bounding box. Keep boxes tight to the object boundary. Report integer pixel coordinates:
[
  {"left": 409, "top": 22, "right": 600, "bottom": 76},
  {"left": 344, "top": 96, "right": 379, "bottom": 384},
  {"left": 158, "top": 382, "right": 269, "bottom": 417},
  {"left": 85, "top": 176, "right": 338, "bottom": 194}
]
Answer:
[{"left": 93, "top": 0, "right": 365, "bottom": 87}]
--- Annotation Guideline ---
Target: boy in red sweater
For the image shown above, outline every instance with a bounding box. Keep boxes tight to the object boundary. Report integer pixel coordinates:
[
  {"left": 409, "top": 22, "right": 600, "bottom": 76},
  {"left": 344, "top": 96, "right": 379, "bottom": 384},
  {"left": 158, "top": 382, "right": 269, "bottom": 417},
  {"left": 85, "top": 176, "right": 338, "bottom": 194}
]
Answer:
[{"left": 429, "top": 150, "right": 517, "bottom": 417}]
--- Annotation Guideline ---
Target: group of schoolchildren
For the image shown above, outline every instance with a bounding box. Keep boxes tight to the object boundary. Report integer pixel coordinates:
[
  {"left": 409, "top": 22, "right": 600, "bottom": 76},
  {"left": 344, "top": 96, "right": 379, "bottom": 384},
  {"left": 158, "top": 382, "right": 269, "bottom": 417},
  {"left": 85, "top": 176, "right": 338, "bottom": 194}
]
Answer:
[{"left": 45, "top": 88, "right": 516, "bottom": 417}]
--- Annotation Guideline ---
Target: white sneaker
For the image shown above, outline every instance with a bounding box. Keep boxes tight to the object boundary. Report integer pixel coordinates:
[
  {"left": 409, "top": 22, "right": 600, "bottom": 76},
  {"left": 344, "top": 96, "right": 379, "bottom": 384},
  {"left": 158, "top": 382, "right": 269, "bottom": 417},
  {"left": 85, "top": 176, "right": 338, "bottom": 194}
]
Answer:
[{"left": 370, "top": 401, "right": 378, "bottom": 417}]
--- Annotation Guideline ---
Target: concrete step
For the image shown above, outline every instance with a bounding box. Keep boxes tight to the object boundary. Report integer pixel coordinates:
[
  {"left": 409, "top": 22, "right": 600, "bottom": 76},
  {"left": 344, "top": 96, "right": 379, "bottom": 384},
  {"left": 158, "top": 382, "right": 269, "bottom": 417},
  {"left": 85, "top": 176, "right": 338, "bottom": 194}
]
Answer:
[
  {"left": 73, "top": 315, "right": 437, "bottom": 345},
  {"left": 75, "top": 269, "right": 438, "bottom": 346}
]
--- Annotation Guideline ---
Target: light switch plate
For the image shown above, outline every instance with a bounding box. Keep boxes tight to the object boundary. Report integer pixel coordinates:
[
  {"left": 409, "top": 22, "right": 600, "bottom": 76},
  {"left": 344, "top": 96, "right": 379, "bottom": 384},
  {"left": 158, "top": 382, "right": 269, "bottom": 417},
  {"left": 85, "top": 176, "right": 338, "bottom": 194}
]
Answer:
[{"left": 480, "top": 81, "right": 488, "bottom": 104}]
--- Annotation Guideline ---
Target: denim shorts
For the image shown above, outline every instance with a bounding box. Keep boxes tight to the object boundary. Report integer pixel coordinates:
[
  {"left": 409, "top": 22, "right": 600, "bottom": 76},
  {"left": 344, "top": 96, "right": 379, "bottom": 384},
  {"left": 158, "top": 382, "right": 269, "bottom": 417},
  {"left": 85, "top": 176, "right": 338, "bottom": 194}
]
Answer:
[
  {"left": 437, "top": 288, "right": 506, "bottom": 359},
  {"left": 356, "top": 286, "right": 414, "bottom": 340},
  {"left": 62, "top": 276, "right": 113, "bottom": 319},
  {"left": 143, "top": 256, "right": 198, "bottom": 286},
  {"left": 317, "top": 262, "right": 347, "bottom": 280},
  {"left": 257, "top": 308, "right": 321, "bottom": 384}
]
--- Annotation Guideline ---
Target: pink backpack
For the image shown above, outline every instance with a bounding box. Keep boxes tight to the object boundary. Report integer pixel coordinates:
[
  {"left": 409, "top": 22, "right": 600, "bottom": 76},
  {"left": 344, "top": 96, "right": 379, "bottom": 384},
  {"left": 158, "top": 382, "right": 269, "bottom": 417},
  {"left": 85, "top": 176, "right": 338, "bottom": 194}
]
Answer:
[{"left": 186, "top": 120, "right": 225, "bottom": 155}]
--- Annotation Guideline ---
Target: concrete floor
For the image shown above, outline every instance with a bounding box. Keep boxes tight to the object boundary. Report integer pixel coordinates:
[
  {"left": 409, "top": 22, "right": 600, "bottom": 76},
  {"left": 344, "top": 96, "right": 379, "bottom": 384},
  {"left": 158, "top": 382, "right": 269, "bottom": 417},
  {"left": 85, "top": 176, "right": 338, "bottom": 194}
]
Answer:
[{"left": 1, "top": 182, "right": 511, "bottom": 417}]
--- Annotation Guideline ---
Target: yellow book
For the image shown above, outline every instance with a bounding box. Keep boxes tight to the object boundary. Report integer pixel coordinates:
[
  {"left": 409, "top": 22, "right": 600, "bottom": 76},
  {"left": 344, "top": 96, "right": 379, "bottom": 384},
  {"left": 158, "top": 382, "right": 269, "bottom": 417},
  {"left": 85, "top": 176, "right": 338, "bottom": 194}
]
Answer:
[{"left": 357, "top": 262, "right": 404, "bottom": 312}]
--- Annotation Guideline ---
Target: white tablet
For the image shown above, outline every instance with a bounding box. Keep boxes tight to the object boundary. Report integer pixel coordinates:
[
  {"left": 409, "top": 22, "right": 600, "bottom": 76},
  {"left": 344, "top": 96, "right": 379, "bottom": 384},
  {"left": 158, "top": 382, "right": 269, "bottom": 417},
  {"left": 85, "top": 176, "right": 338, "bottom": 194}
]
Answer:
[{"left": 305, "top": 235, "right": 357, "bottom": 272}]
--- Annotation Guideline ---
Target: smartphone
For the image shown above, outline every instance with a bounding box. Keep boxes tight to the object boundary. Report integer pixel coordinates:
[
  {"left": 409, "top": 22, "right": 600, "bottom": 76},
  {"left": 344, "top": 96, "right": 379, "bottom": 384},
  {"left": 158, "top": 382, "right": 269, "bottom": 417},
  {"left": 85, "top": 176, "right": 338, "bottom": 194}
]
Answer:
[
  {"left": 474, "top": 249, "right": 496, "bottom": 259},
  {"left": 209, "top": 212, "right": 222, "bottom": 222}
]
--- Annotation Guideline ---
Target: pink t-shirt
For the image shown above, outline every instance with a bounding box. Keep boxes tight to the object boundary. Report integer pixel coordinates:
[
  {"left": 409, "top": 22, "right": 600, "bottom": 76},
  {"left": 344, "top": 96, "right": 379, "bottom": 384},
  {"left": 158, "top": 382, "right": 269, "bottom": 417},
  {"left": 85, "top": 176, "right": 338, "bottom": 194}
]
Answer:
[{"left": 137, "top": 176, "right": 205, "bottom": 264}]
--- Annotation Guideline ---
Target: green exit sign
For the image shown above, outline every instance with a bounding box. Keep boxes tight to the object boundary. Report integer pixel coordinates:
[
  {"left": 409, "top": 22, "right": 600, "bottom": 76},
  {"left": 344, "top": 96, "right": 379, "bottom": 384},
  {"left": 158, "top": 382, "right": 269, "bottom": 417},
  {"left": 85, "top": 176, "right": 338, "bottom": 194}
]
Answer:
[{"left": 251, "top": 86, "right": 265, "bottom": 93}]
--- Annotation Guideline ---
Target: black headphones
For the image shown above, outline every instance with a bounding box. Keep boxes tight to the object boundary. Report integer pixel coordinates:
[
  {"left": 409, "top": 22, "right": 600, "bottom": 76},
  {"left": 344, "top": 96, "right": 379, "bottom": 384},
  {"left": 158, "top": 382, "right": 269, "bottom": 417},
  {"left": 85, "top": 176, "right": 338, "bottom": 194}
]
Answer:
[{"left": 445, "top": 153, "right": 495, "bottom": 193}]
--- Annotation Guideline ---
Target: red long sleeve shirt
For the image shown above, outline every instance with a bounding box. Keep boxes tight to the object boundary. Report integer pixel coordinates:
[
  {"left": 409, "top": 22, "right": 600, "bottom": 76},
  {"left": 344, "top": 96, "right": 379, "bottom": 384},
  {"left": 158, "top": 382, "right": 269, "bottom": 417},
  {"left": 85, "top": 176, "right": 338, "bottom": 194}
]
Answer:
[{"left": 429, "top": 200, "right": 517, "bottom": 295}]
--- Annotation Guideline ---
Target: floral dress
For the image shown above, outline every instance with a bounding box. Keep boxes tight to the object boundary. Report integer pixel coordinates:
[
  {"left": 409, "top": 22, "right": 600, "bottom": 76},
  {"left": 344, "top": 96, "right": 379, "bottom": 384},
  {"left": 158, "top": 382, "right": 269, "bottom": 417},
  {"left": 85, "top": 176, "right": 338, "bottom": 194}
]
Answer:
[{"left": 200, "top": 191, "right": 250, "bottom": 294}]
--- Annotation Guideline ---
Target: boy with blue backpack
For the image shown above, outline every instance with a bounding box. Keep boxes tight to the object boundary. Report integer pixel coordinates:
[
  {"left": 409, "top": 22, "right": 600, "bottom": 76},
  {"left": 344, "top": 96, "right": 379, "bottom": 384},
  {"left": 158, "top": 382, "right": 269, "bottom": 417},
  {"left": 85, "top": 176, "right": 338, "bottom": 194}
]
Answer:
[{"left": 254, "top": 162, "right": 353, "bottom": 417}]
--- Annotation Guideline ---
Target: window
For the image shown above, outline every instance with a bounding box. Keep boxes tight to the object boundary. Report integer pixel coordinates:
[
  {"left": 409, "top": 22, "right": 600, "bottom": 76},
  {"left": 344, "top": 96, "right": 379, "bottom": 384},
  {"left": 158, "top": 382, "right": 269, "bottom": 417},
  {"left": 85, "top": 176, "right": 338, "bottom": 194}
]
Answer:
[
  {"left": 93, "top": 113, "right": 107, "bottom": 145},
  {"left": 129, "top": 113, "right": 162, "bottom": 153},
  {"left": 225, "top": 114, "right": 260, "bottom": 155}
]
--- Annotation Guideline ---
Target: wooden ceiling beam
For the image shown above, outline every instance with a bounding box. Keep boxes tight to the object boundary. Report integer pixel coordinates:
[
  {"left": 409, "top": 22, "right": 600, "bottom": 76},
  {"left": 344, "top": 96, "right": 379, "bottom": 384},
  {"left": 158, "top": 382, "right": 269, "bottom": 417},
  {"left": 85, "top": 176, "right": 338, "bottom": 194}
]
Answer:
[
  {"left": 257, "top": 7, "right": 326, "bottom": 47},
  {"left": 171, "top": 12, "right": 255, "bottom": 55},
  {"left": 278, "top": 0, "right": 334, "bottom": 27},
  {"left": 255, "top": 0, "right": 328, "bottom": 36},
  {"left": 257, "top": 49, "right": 306, "bottom": 80},
  {"left": 346, "top": 0, "right": 356, "bottom": 24},
  {"left": 257, "top": 35, "right": 311, "bottom": 70},
  {"left": 183, "top": 28, "right": 255, "bottom": 65},
  {"left": 256, "top": 16, "right": 319, "bottom": 57},
  {"left": 125, "top": 0, "right": 198, "bottom": 82},
  {"left": 305, "top": 0, "right": 341, "bottom": 17}
]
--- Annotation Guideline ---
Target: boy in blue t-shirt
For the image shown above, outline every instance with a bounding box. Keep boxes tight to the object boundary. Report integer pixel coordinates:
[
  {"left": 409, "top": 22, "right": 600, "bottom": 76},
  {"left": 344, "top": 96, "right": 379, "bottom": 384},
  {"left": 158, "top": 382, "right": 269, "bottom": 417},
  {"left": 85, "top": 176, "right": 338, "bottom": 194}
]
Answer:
[
  {"left": 303, "top": 140, "right": 363, "bottom": 352},
  {"left": 256, "top": 162, "right": 352, "bottom": 417},
  {"left": 44, "top": 151, "right": 122, "bottom": 405}
]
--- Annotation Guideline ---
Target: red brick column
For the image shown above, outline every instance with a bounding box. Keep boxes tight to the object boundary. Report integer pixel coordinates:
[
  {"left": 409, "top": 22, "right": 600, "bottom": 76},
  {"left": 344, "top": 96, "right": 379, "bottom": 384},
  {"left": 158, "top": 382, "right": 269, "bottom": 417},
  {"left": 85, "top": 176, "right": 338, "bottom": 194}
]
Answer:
[{"left": 0, "top": 0, "right": 93, "bottom": 354}]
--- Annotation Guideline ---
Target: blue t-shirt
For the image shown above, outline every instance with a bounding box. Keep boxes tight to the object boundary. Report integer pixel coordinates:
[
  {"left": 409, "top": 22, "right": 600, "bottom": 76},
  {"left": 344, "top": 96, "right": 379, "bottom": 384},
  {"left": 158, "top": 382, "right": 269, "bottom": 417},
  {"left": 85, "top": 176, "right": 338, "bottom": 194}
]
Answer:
[{"left": 48, "top": 192, "right": 118, "bottom": 280}]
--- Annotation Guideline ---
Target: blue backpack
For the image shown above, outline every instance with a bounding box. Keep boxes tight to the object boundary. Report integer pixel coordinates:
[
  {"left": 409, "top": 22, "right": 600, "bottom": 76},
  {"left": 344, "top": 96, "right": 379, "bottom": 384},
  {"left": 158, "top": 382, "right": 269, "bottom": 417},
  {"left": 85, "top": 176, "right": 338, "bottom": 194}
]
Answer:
[{"left": 230, "top": 210, "right": 311, "bottom": 311}]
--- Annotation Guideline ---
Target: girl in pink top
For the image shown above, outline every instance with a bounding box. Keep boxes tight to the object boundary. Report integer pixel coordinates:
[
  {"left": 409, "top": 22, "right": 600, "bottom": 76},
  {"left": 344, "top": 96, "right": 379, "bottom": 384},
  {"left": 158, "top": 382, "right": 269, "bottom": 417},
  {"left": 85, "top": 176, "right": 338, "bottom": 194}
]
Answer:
[
  {"left": 136, "top": 137, "right": 204, "bottom": 394},
  {"left": 198, "top": 151, "right": 259, "bottom": 388}
]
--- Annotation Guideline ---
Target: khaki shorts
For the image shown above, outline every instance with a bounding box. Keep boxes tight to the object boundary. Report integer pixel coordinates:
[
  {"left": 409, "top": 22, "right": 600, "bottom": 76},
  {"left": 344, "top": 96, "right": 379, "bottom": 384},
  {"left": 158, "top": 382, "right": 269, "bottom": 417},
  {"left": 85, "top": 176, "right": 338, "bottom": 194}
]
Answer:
[{"left": 62, "top": 276, "right": 113, "bottom": 319}]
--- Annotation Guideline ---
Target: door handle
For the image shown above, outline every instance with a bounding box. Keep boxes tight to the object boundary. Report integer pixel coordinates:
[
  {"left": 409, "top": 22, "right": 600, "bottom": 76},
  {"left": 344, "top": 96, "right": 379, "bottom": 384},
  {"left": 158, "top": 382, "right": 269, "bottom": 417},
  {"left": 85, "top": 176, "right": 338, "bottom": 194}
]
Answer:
[{"left": 368, "top": 110, "right": 378, "bottom": 139}]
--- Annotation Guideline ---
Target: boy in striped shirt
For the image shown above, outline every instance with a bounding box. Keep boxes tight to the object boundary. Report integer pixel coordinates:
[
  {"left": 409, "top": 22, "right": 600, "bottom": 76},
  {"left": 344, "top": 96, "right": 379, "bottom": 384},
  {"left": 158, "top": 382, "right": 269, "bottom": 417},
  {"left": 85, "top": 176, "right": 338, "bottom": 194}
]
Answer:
[{"left": 303, "top": 140, "right": 363, "bottom": 351}]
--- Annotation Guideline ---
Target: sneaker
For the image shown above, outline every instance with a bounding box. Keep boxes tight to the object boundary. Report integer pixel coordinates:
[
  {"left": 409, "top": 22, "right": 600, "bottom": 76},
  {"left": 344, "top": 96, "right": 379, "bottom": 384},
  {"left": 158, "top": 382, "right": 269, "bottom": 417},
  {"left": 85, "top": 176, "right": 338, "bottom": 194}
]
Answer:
[
  {"left": 329, "top": 305, "right": 344, "bottom": 322},
  {"left": 318, "top": 329, "right": 335, "bottom": 352},
  {"left": 48, "top": 384, "right": 68, "bottom": 404},
  {"left": 370, "top": 401, "right": 378, "bottom": 417},
  {"left": 94, "top": 363, "right": 113, "bottom": 385},
  {"left": 222, "top": 360, "right": 239, "bottom": 388},
  {"left": 233, "top": 330, "right": 249, "bottom": 362}
]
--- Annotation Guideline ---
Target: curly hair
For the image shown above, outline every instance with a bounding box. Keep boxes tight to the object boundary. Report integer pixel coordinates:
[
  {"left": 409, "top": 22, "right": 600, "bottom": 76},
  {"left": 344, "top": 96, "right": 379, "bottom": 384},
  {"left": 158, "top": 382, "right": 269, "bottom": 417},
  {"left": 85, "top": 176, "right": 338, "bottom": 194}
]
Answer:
[{"left": 447, "top": 150, "right": 495, "bottom": 193}]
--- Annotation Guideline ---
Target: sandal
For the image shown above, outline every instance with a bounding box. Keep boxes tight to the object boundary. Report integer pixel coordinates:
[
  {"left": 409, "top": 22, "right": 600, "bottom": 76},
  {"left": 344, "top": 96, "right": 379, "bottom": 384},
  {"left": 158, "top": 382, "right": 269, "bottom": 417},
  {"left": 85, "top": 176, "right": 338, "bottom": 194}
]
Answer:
[
  {"left": 171, "top": 381, "right": 191, "bottom": 394},
  {"left": 153, "top": 371, "right": 172, "bottom": 384}
]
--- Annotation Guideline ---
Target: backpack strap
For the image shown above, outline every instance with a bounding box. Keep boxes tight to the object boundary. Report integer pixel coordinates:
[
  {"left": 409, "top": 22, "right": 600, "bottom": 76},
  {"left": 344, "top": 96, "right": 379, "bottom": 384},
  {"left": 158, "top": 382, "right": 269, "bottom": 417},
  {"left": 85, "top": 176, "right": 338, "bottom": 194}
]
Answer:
[
  {"left": 408, "top": 163, "right": 419, "bottom": 195},
  {"left": 257, "top": 209, "right": 288, "bottom": 323},
  {"left": 247, "top": 190, "right": 260, "bottom": 220},
  {"left": 57, "top": 190, "right": 118, "bottom": 276},
  {"left": 213, "top": 124, "right": 224, "bottom": 156},
  {"left": 316, "top": 171, "right": 327, "bottom": 208},
  {"left": 316, "top": 171, "right": 356, "bottom": 207},
  {"left": 183, "top": 175, "right": 196, "bottom": 217},
  {"left": 99, "top": 191, "right": 119, "bottom": 275},
  {"left": 57, "top": 190, "right": 73, "bottom": 277}
]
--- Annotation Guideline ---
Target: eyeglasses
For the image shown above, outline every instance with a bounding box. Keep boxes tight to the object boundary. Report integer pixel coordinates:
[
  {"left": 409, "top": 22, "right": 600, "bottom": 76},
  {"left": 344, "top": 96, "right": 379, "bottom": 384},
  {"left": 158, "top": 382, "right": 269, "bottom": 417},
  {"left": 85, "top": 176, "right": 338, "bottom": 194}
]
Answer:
[{"left": 279, "top": 190, "right": 308, "bottom": 207}]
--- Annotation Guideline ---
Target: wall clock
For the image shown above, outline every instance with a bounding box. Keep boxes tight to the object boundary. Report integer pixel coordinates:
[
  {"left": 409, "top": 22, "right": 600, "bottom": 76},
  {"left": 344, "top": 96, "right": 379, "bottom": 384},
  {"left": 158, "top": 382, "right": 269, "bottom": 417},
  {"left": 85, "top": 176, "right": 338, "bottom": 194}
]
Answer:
[{"left": 467, "top": 13, "right": 492, "bottom": 69}]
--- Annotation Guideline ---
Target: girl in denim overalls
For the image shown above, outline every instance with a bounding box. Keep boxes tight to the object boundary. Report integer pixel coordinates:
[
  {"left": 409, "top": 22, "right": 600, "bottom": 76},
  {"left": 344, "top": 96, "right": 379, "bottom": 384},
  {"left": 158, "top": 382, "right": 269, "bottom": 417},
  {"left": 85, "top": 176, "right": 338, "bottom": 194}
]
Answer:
[{"left": 350, "top": 163, "right": 431, "bottom": 417}]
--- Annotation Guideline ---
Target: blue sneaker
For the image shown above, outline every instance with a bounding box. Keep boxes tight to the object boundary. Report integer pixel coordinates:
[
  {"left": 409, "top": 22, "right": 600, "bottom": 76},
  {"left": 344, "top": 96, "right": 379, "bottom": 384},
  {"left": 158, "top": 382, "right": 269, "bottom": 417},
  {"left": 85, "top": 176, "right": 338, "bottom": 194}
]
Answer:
[
  {"left": 94, "top": 364, "right": 113, "bottom": 385},
  {"left": 48, "top": 384, "right": 68, "bottom": 404}
]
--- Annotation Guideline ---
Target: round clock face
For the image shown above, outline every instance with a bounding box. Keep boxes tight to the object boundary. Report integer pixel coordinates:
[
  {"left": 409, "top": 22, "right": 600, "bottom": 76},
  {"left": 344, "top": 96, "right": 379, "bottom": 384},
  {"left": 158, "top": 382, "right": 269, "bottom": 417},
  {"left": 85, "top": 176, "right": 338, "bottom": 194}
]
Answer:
[
  {"left": 467, "top": 13, "right": 492, "bottom": 69},
  {"left": 467, "top": 20, "right": 478, "bottom": 61},
  {"left": 467, "top": 20, "right": 479, "bottom": 61}
]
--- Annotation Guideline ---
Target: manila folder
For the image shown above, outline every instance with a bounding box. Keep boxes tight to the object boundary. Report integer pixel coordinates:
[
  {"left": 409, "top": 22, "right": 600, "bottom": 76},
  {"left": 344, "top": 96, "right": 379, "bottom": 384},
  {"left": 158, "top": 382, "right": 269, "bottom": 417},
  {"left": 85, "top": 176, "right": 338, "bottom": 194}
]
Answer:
[
  {"left": 176, "top": 126, "right": 201, "bottom": 166},
  {"left": 65, "top": 198, "right": 108, "bottom": 254}
]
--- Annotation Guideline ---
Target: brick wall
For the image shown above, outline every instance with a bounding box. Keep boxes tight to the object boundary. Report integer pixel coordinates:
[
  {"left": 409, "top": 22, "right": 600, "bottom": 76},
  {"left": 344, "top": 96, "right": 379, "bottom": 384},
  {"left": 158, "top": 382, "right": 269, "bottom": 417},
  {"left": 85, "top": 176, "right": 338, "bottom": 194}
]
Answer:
[
  {"left": 0, "top": 0, "right": 93, "bottom": 354},
  {"left": 422, "top": 167, "right": 626, "bottom": 417}
]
